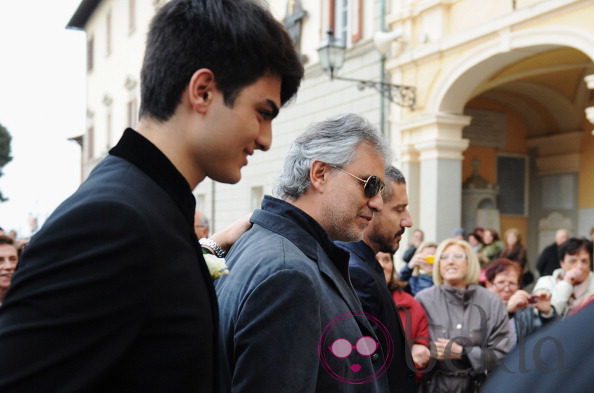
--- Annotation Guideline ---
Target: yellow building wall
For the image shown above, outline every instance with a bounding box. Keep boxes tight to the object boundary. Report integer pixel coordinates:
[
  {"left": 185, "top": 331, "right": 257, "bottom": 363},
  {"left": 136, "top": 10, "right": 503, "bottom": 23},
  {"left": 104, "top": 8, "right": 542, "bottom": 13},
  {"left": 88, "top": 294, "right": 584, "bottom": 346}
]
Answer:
[
  {"left": 462, "top": 97, "right": 530, "bottom": 236},
  {"left": 462, "top": 97, "right": 529, "bottom": 182},
  {"left": 500, "top": 217, "right": 529, "bottom": 247},
  {"left": 515, "top": 2, "right": 594, "bottom": 33},
  {"left": 393, "top": 0, "right": 594, "bottom": 241},
  {"left": 448, "top": 0, "right": 511, "bottom": 36},
  {"left": 399, "top": 33, "right": 495, "bottom": 112},
  {"left": 397, "top": 1, "right": 594, "bottom": 116},
  {"left": 503, "top": 109, "right": 529, "bottom": 154},
  {"left": 462, "top": 145, "right": 497, "bottom": 185}
]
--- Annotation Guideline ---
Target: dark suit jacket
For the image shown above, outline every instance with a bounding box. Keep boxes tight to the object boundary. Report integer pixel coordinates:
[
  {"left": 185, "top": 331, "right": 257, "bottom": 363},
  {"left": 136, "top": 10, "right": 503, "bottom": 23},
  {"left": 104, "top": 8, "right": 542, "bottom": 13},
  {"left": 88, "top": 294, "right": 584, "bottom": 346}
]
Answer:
[
  {"left": 482, "top": 303, "right": 594, "bottom": 393},
  {"left": 536, "top": 243, "right": 560, "bottom": 277},
  {"left": 0, "top": 129, "right": 218, "bottom": 392},
  {"left": 216, "top": 196, "right": 390, "bottom": 393},
  {"left": 337, "top": 241, "right": 417, "bottom": 393}
]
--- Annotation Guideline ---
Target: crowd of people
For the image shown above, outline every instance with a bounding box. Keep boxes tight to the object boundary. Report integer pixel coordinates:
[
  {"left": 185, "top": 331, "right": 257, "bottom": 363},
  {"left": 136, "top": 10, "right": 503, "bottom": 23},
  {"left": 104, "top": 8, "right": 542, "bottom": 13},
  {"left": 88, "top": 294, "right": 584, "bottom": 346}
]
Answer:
[
  {"left": 0, "top": 1, "right": 593, "bottom": 392},
  {"left": 385, "top": 225, "right": 594, "bottom": 391}
]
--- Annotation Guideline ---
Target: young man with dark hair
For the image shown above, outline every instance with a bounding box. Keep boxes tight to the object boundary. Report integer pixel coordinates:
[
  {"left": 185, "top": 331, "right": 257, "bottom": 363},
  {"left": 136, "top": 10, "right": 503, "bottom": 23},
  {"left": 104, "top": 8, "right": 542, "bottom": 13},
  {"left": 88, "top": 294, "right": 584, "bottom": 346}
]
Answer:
[{"left": 0, "top": 1, "right": 303, "bottom": 392}]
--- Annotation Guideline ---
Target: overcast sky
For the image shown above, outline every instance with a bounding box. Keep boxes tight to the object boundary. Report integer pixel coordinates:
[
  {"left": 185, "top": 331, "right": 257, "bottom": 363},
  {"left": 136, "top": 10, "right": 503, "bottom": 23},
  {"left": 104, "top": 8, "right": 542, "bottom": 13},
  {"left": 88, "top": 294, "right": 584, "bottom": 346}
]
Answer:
[{"left": 0, "top": 0, "right": 85, "bottom": 236}]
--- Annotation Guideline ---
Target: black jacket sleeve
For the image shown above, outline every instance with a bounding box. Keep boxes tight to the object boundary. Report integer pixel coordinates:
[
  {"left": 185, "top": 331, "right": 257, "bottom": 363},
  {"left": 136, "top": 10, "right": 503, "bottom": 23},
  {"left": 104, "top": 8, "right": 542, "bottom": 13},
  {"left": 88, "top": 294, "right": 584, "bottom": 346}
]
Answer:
[{"left": 0, "top": 200, "right": 152, "bottom": 392}]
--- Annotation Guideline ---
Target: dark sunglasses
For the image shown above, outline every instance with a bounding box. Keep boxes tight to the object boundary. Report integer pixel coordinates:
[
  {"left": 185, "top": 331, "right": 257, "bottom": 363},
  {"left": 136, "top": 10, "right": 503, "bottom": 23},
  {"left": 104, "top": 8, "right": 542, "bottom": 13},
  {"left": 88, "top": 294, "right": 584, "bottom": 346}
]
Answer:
[{"left": 332, "top": 166, "right": 385, "bottom": 198}]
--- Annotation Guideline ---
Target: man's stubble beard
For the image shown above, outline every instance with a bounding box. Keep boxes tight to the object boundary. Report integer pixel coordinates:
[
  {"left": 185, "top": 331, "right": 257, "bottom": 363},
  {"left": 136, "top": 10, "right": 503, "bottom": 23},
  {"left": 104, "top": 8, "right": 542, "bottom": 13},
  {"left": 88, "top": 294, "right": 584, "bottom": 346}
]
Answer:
[
  {"left": 323, "top": 207, "right": 363, "bottom": 242},
  {"left": 368, "top": 225, "right": 404, "bottom": 254}
]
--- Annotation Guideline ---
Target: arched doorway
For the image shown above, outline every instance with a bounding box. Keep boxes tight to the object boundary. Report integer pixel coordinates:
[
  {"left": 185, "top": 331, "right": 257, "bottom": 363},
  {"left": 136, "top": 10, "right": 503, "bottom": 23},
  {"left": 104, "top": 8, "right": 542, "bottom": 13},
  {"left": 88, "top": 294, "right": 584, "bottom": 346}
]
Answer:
[{"left": 433, "top": 28, "right": 594, "bottom": 265}]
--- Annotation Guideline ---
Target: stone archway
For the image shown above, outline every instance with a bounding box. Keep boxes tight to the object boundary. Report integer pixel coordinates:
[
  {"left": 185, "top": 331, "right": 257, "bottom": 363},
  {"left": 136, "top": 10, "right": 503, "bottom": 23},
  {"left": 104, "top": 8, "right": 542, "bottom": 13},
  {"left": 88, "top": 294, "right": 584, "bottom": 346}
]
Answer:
[
  {"left": 430, "top": 26, "right": 594, "bottom": 261},
  {"left": 431, "top": 26, "right": 594, "bottom": 114}
]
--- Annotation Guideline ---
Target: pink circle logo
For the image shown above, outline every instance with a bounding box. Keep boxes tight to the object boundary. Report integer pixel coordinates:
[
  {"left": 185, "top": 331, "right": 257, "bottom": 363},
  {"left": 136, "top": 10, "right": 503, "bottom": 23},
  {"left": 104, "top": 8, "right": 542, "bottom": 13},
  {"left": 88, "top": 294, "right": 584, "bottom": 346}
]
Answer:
[{"left": 318, "top": 312, "right": 393, "bottom": 384}]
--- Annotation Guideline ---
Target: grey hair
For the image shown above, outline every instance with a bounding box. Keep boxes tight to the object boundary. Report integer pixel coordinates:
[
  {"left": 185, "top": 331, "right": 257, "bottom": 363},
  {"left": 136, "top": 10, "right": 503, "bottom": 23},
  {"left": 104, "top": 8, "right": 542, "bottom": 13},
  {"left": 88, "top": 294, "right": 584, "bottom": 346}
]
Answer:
[
  {"left": 382, "top": 165, "right": 406, "bottom": 201},
  {"left": 199, "top": 214, "right": 209, "bottom": 227},
  {"left": 274, "top": 113, "right": 391, "bottom": 200}
]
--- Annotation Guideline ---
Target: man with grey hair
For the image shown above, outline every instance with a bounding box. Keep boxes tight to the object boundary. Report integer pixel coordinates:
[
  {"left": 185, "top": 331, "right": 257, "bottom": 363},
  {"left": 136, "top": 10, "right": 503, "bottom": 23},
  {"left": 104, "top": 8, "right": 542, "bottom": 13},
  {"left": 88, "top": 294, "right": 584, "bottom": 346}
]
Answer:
[
  {"left": 337, "top": 166, "right": 422, "bottom": 392},
  {"left": 216, "top": 113, "right": 391, "bottom": 392},
  {"left": 193, "top": 210, "right": 210, "bottom": 239}
]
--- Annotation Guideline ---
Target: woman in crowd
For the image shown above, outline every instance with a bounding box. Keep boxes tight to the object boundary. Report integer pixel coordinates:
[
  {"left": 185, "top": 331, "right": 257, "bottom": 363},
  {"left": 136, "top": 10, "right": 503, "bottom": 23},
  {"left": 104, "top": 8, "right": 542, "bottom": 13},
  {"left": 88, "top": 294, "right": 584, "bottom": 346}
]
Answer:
[
  {"left": 499, "top": 228, "right": 533, "bottom": 286},
  {"left": 477, "top": 228, "right": 504, "bottom": 269},
  {"left": 485, "top": 258, "right": 557, "bottom": 345},
  {"left": 533, "top": 237, "right": 594, "bottom": 317},
  {"left": 499, "top": 229, "right": 527, "bottom": 269},
  {"left": 376, "top": 251, "right": 431, "bottom": 377},
  {"left": 467, "top": 231, "right": 483, "bottom": 254},
  {"left": 402, "top": 228, "right": 425, "bottom": 264},
  {"left": 415, "top": 239, "right": 512, "bottom": 393},
  {"left": 399, "top": 241, "right": 438, "bottom": 295}
]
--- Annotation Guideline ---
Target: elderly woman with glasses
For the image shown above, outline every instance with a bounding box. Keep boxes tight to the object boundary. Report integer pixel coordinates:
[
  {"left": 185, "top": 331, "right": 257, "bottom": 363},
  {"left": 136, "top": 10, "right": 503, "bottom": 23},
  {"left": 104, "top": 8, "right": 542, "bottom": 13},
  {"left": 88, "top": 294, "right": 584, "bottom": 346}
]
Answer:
[
  {"left": 485, "top": 258, "right": 557, "bottom": 346},
  {"left": 415, "top": 239, "right": 513, "bottom": 393}
]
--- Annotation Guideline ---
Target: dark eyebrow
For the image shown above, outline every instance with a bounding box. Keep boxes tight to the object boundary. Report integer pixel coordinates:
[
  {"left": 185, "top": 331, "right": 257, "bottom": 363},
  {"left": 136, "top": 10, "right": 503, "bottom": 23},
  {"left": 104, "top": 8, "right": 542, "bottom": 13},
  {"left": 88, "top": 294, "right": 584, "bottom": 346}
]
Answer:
[{"left": 265, "top": 99, "right": 280, "bottom": 120}]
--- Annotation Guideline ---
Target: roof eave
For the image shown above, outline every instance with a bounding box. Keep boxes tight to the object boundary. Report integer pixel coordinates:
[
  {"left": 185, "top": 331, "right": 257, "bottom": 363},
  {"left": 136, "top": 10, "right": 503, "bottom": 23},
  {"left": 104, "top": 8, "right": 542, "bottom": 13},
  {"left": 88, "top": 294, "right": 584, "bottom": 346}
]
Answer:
[{"left": 66, "top": 0, "right": 102, "bottom": 30}]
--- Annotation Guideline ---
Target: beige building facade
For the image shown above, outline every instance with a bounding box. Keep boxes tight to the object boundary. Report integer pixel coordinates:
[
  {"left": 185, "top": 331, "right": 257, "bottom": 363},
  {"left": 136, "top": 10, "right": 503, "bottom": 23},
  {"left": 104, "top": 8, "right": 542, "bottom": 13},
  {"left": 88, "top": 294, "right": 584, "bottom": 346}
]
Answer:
[
  {"left": 68, "top": 0, "right": 594, "bottom": 267},
  {"left": 386, "top": 0, "right": 594, "bottom": 264}
]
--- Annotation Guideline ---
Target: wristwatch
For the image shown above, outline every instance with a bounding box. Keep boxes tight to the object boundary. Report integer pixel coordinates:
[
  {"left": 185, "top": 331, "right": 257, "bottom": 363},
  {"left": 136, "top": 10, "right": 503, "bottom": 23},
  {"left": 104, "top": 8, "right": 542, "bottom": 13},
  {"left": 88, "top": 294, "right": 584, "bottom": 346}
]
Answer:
[{"left": 199, "top": 238, "right": 226, "bottom": 258}]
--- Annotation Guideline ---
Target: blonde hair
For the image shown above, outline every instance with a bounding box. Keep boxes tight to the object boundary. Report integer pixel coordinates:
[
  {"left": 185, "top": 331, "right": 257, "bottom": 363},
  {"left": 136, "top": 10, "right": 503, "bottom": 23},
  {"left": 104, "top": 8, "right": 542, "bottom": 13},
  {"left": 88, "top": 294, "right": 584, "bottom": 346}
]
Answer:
[
  {"left": 433, "top": 238, "right": 481, "bottom": 286},
  {"left": 411, "top": 241, "right": 438, "bottom": 258},
  {"left": 504, "top": 228, "right": 522, "bottom": 245}
]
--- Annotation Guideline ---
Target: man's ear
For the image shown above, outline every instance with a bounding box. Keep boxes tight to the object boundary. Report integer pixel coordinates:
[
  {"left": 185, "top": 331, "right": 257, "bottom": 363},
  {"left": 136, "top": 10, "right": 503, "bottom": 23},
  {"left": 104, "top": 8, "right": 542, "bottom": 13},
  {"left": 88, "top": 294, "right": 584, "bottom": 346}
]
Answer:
[
  {"left": 188, "top": 68, "right": 215, "bottom": 114},
  {"left": 310, "top": 160, "right": 331, "bottom": 193}
]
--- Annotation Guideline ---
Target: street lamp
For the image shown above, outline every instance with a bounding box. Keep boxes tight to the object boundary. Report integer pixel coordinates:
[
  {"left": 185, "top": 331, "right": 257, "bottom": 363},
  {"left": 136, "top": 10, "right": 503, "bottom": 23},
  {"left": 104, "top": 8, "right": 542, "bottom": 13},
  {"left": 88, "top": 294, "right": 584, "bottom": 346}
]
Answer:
[{"left": 317, "top": 30, "right": 416, "bottom": 109}]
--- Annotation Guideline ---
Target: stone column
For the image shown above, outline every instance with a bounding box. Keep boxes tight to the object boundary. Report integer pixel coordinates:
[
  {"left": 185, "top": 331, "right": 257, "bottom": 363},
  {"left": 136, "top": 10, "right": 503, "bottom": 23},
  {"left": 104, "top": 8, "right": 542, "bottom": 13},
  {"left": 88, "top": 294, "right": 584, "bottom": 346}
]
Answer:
[
  {"left": 398, "top": 113, "right": 470, "bottom": 242},
  {"left": 394, "top": 144, "right": 420, "bottom": 267},
  {"left": 398, "top": 144, "right": 420, "bottom": 228}
]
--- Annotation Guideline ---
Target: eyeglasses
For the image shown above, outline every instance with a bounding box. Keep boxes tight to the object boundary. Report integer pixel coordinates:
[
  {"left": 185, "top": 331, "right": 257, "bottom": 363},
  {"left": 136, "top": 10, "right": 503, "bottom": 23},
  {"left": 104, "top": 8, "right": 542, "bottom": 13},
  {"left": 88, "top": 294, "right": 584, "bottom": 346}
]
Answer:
[
  {"left": 329, "top": 336, "right": 379, "bottom": 359},
  {"left": 439, "top": 253, "right": 466, "bottom": 261},
  {"left": 492, "top": 281, "right": 518, "bottom": 291},
  {"left": 332, "top": 166, "right": 385, "bottom": 198}
]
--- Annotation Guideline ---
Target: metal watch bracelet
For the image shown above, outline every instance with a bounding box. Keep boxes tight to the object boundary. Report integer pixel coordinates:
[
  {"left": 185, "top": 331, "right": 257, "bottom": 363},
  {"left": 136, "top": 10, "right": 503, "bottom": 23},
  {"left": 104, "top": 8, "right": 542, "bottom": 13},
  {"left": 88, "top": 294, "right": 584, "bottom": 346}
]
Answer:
[{"left": 199, "top": 238, "right": 226, "bottom": 258}]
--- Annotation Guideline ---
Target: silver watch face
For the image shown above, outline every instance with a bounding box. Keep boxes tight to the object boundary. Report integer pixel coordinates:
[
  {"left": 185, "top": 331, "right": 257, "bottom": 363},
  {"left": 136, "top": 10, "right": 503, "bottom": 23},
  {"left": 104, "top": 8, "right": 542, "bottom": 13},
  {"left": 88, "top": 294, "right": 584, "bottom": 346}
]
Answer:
[{"left": 199, "top": 238, "right": 225, "bottom": 258}]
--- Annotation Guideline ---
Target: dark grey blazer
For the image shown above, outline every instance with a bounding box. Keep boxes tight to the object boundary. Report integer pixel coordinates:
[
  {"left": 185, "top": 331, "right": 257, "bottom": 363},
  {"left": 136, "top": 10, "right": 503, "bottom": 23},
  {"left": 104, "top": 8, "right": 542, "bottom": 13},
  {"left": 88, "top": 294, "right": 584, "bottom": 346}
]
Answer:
[
  {"left": 482, "top": 302, "right": 594, "bottom": 393},
  {"left": 216, "top": 196, "right": 390, "bottom": 393},
  {"left": 338, "top": 240, "right": 418, "bottom": 393},
  {"left": 0, "top": 138, "right": 218, "bottom": 393}
]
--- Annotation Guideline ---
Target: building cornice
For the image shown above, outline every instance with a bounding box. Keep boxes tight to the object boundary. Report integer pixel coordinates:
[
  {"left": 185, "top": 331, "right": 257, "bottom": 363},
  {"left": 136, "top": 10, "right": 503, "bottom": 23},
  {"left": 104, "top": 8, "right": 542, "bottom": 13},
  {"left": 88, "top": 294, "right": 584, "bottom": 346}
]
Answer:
[
  {"left": 388, "top": 0, "right": 587, "bottom": 68},
  {"left": 66, "top": 0, "right": 102, "bottom": 30}
]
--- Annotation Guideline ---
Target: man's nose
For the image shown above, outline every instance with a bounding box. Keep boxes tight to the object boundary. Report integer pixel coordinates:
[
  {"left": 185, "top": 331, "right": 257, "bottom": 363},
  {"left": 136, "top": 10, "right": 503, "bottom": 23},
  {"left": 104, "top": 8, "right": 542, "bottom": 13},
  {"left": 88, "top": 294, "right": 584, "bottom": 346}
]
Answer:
[
  {"left": 368, "top": 192, "right": 383, "bottom": 212},
  {"left": 402, "top": 210, "right": 413, "bottom": 228},
  {"left": 256, "top": 122, "right": 272, "bottom": 152}
]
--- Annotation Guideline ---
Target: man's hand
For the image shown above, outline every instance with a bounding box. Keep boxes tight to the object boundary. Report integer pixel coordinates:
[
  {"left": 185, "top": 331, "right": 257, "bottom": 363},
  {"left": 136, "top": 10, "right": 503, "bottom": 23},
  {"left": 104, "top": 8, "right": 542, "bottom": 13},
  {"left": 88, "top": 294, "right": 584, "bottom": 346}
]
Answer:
[{"left": 209, "top": 213, "right": 253, "bottom": 253}]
